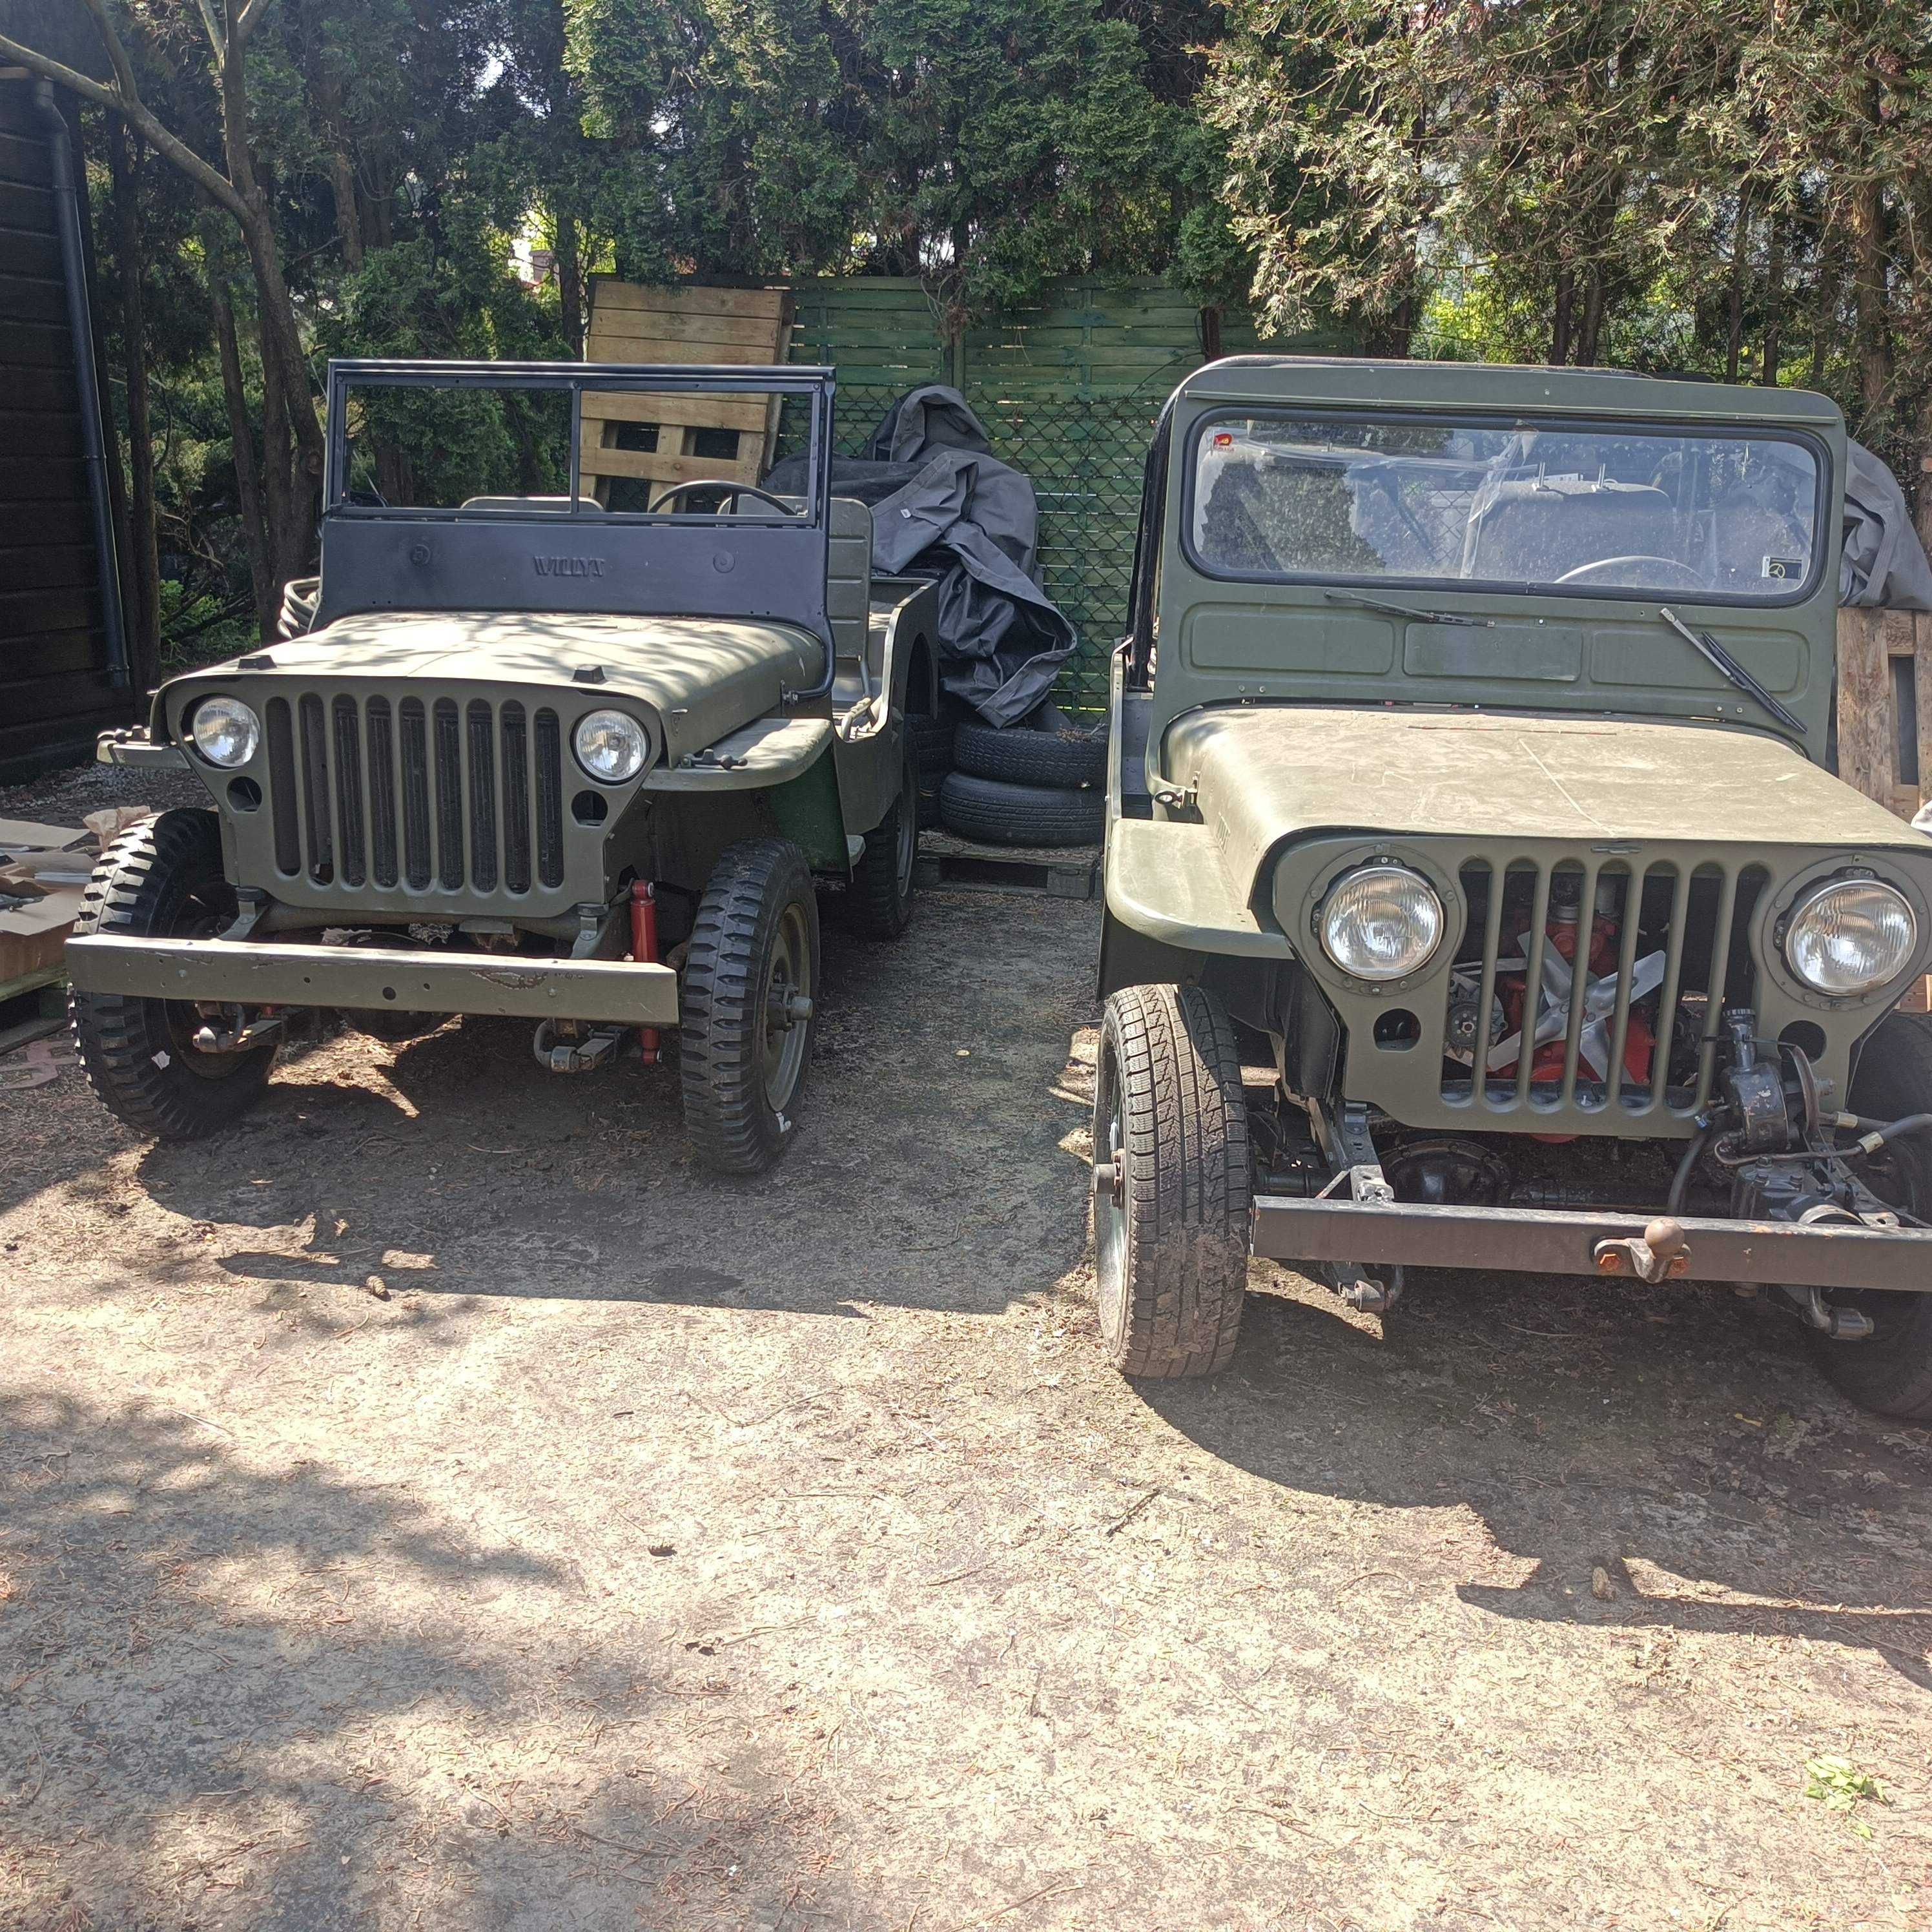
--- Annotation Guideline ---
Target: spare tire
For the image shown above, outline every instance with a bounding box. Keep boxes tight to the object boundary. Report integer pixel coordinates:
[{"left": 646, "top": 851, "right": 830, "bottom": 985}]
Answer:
[
  {"left": 952, "top": 720, "right": 1106, "bottom": 790},
  {"left": 938, "top": 771, "right": 1105, "bottom": 847}
]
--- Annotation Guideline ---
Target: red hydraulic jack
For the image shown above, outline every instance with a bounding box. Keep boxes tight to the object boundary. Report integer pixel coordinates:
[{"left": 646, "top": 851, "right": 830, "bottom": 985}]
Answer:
[{"left": 630, "top": 879, "right": 661, "bottom": 1066}]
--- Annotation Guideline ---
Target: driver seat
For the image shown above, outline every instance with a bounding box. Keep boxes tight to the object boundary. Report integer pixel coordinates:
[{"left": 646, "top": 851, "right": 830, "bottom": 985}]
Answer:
[{"left": 1463, "top": 478, "right": 1680, "bottom": 584}]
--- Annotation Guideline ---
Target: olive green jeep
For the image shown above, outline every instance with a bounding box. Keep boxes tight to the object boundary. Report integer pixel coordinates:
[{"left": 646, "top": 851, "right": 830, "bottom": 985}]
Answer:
[
  {"left": 1090, "top": 356, "right": 1932, "bottom": 1417},
  {"left": 68, "top": 360, "right": 937, "bottom": 1174}
]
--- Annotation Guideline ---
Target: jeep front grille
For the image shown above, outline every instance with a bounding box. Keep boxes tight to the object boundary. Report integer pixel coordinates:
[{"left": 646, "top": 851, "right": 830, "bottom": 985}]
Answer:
[
  {"left": 263, "top": 692, "right": 566, "bottom": 900},
  {"left": 1439, "top": 852, "right": 1766, "bottom": 1122}
]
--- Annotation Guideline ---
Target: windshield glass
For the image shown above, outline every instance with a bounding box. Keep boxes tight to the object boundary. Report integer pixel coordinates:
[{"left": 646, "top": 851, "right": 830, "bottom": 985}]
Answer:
[
  {"left": 1189, "top": 412, "right": 1822, "bottom": 601},
  {"left": 330, "top": 370, "right": 810, "bottom": 520}
]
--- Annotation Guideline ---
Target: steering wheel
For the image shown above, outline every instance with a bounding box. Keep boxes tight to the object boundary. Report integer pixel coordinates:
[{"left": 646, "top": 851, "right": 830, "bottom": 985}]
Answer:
[
  {"left": 646, "top": 480, "right": 798, "bottom": 517},
  {"left": 1555, "top": 555, "right": 1707, "bottom": 588}
]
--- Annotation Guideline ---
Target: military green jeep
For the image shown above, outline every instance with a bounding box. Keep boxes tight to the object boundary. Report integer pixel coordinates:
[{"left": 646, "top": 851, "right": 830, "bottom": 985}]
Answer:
[
  {"left": 1089, "top": 356, "right": 1932, "bottom": 1417},
  {"left": 67, "top": 361, "right": 936, "bottom": 1174}
]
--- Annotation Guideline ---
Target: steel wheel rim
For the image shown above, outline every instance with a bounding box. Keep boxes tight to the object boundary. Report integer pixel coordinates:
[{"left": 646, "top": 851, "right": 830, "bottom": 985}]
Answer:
[{"left": 760, "top": 899, "right": 812, "bottom": 1111}]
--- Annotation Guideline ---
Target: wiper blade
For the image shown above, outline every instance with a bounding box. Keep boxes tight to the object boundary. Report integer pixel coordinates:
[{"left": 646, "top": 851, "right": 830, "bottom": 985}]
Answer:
[
  {"left": 1323, "top": 590, "right": 1494, "bottom": 628},
  {"left": 1656, "top": 606, "right": 1807, "bottom": 737}
]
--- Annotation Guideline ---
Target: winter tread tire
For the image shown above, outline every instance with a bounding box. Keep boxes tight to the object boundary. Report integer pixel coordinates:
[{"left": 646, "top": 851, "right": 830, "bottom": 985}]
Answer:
[
  {"left": 1092, "top": 982, "right": 1251, "bottom": 1377},
  {"left": 679, "top": 838, "right": 819, "bottom": 1176},
  {"left": 1809, "top": 1012, "right": 1932, "bottom": 1421},
  {"left": 67, "top": 808, "right": 276, "bottom": 1140},
  {"left": 849, "top": 735, "right": 918, "bottom": 940},
  {"left": 937, "top": 771, "right": 1104, "bottom": 847},
  {"left": 952, "top": 719, "right": 1105, "bottom": 790}
]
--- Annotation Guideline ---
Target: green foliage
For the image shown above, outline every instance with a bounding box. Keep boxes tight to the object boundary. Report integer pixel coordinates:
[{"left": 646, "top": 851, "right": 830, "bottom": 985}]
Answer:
[{"left": 1803, "top": 1755, "right": 1891, "bottom": 1838}]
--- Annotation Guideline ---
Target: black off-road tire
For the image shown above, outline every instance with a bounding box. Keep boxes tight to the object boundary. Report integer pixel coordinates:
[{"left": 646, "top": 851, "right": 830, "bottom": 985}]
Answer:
[
  {"left": 910, "top": 713, "right": 952, "bottom": 830},
  {"left": 1091, "top": 983, "right": 1251, "bottom": 1377},
  {"left": 679, "top": 839, "right": 821, "bottom": 1175},
  {"left": 67, "top": 809, "right": 277, "bottom": 1140},
  {"left": 848, "top": 734, "right": 918, "bottom": 940},
  {"left": 938, "top": 771, "right": 1105, "bottom": 848},
  {"left": 953, "top": 719, "right": 1106, "bottom": 790},
  {"left": 1809, "top": 1012, "right": 1932, "bottom": 1421}
]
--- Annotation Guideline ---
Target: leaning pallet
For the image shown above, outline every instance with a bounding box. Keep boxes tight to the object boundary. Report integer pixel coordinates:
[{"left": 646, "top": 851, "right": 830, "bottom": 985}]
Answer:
[
  {"left": 1836, "top": 606, "right": 1932, "bottom": 1011},
  {"left": 580, "top": 280, "right": 794, "bottom": 506}
]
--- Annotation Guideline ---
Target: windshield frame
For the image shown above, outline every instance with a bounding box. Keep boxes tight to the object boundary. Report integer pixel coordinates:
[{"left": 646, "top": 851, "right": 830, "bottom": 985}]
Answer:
[
  {"left": 1179, "top": 405, "right": 1832, "bottom": 611},
  {"left": 322, "top": 359, "right": 832, "bottom": 528}
]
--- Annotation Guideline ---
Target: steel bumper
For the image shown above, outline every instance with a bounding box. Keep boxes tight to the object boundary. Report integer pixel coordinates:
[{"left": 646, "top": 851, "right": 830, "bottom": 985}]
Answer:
[
  {"left": 65, "top": 933, "right": 681, "bottom": 1026},
  {"left": 1251, "top": 1195, "right": 1932, "bottom": 1293}
]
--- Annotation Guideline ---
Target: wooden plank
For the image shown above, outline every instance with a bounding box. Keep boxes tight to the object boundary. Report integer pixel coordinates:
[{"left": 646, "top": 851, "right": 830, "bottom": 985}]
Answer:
[
  {"left": 1917, "top": 610, "right": 1932, "bottom": 817},
  {"left": 1835, "top": 607, "right": 1891, "bottom": 806},
  {"left": 579, "top": 333, "right": 787, "bottom": 368},
  {"left": 590, "top": 307, "right": 792, "bottom": 351},
  {"left": 0, "top": 541, "right": 95, "bottom": 590},
  {"left": 577, "top": 446, "right": 763, "bottom": 488},
  {"left": 579, "top": 390, "right": 773, "bottom": 434},
  {"left": 0, "top": 128, "right": 53, "bottom": 186},
  {"left": 588, "top": 278, "right": 789, "bottom": 321}
]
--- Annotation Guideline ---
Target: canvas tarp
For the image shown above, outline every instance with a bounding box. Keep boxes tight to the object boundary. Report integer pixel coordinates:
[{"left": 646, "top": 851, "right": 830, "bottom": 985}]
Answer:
[{"left": 768, "top": 386, "right": 1076, "bottom": 725}]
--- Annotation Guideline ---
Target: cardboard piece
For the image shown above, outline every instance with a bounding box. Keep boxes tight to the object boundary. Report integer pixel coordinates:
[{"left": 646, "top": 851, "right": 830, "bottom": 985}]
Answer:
[
  {"left": 0, "top": 885, "right": 85, "bottom": 985},
  {"left": 0, "top": 818, "right": 91, "bottom": 858}
]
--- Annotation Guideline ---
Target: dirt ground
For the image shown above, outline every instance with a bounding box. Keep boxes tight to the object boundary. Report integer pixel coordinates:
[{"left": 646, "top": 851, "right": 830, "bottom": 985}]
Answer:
[{"left": 3, "top": 768, "right": 1931, "bottom": 1932}]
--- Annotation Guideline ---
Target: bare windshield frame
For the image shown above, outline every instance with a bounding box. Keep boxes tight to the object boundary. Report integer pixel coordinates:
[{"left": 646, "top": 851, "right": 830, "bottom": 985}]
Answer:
[
  {"left": 322, "top": 360, "right": 832, "bottom": 528},
  {"left": 1180, "top": 406, "right": 1831, "bottom": 609}
]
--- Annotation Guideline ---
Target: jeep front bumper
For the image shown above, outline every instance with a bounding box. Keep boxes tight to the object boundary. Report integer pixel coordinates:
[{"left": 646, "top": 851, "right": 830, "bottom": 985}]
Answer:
[
  {"left": 1252, "top": 1195, "right": 1932, "bottom": 1293},
  {"left": 65, "top": 934, "right": 680, "bottom": 1027}
]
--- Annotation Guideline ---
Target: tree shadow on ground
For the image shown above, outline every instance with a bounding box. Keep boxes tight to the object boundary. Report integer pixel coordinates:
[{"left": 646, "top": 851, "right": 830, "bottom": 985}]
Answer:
[
  {"left": 1141, "top": 1267, "right": 1932, "bottom": 1690},
  {"left": 0, "top": 1387, "right": 833, "bottom": 1931},
  {"left": 125, "top": 905, "right": 1096, "bottom": 1323}
]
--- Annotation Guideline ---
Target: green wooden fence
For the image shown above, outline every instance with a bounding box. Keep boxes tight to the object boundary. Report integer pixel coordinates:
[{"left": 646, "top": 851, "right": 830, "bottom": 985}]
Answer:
[{"left": 786, "top": 276, "right": 1341, "bottom": 706}]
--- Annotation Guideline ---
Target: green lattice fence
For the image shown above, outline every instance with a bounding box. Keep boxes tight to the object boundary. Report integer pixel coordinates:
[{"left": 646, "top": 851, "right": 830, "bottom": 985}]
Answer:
[{"left": 787, "top": 276, "right": 1344, "bottom": 708}]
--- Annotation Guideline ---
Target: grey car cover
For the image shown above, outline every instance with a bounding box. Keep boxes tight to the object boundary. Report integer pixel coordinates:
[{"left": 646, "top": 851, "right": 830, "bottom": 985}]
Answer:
[
  {"left": 1842, "top": 440, "right": 1932, "bottom": 610},
  {"left": 768, "top": 386, "right": 1076, "bottom": 724}
]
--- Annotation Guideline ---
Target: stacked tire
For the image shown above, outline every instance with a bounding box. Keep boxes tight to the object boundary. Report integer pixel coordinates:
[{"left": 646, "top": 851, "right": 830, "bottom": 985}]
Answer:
[{"left": 938, "top": 718, "right": 1107, "bottom": 847}]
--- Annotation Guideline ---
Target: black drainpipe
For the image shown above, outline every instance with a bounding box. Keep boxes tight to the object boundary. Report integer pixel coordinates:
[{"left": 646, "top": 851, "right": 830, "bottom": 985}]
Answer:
[{"left": 34, "top": 78, "right": 130, "bottom": 691}]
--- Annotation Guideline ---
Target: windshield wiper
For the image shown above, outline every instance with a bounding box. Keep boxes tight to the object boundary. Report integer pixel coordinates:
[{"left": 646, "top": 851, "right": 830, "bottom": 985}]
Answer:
[
  {"left": 1656, "top": 606, "right": 1807, "bottom": 736},
  {"left": 1323, "top": 590, "right": 1494, "bottom": 628}
]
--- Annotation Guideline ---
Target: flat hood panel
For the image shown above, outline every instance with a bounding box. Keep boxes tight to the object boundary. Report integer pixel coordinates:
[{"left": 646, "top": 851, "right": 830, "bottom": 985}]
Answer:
[
  {"left": 1168, "top": 705, "right": 1932, "bottom": 898},
  {"left": 196, "top": 611, "right": 821, "bottom": 768}
]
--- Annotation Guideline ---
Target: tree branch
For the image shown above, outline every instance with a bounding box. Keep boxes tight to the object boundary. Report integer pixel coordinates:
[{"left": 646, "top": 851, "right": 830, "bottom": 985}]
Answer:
[
  {"left": 0, "top": 28, "right": 251, "bottom": 227},
  {"left": 234, "top": 0, "right": 284, "bottom": 46}
]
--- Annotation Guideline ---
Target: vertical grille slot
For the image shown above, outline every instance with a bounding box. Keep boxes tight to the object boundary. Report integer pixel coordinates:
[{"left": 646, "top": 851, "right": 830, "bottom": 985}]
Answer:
[
  {"left": 1443, "top": 852, "right": 1765, "bottom": 1122},
  {"left": 265, "top": 696, "right": 300, "bottom": 876},
  {"left": 298, "top": 692, "right": 333, "bottom": 883},
  {"left": 366, "top": 698, "right": 398, "bottom": 887},
  {"left": 400, "top": 699, "right": 431, "bottom": 889},
  {"left": 331, "top": 697, "right": 367, "bottom": 887},
  {"left": 467, "top": 700, "right": 498, "bottom": 892},
  {"left": 501, "top": 702, "right": 531, "bottom": 893},
  {"left": 433, "top": 698, "right": 464, "bottom": 890},
  {"left": 534, "top": 708, "right": 564, "bottom": 888}
]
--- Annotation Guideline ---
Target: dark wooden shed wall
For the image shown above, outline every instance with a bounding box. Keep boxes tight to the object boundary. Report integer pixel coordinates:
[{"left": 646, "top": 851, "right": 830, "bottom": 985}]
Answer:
[{"left": 0, "top": 79, "right": 131, "bottom": 782}]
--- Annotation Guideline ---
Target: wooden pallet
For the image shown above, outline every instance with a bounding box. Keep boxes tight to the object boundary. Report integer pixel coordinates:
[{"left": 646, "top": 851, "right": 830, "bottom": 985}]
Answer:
[
  {"left": 915, "top": 827, "right": 1100, "bottom": 901},
  {"left": 1837, "top": 606, "right": 1932, "bottom": 1011},
  {"left": 581, "top": 281, "right": 794, "bottom": 506}
]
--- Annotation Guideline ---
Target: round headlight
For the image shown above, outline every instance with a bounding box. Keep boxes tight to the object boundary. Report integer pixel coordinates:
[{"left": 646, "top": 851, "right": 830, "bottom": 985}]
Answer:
[
  {"left": 1319, "top": 863, "right": 1444, "bottom": 982},
  {"left": 189, "top": 695, "right": 260, "bottom": 768},
  {"left": 1784, "top": 878, "right": 1918, "bottom": 997},
  {"left": 573, "top": 710, "right": 649, "bottom": 784}
]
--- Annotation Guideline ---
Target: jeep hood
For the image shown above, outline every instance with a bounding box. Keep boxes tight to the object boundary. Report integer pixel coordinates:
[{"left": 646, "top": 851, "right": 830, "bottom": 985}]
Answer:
[
  {"left": 1167, "top": 704, "right": 1932, "bottom": 892},
  {"left": 172, "top": 610, "right": 821, "bottom": 770}
]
